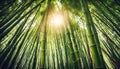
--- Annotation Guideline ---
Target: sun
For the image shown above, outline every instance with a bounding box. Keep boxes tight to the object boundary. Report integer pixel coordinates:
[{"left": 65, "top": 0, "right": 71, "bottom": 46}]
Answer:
[
  {"left": 47, "top": 11, "right": 66, "bottom": 33},
  {"left": 53, "top": 14, "right": 64, "bottom": 26},
  {"left": 49, "top": 13, "right": 64, "bottom": 27},
  {"left": 47, "top": 5, "right": 68, "bottom": 33}
]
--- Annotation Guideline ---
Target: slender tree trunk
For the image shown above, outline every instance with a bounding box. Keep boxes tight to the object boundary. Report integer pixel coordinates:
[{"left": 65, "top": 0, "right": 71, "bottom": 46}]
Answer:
[
  {"left": 81, "top": 0, "right": 106, "bottom": 68},
  {"left": 40, "top": 16, "right": 47, "bottom": 69},
  {"left": 40, "top": 0, "right": 51, "bottom": 68}
]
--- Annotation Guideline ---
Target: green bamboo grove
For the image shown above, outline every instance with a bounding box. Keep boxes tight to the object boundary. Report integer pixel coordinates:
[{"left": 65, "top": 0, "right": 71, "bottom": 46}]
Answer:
[{"left": 0, "top": 0, "right": 120, "bottom": 69}]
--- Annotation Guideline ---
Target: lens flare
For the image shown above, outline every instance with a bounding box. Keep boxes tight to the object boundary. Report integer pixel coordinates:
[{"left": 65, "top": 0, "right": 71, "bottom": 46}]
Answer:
[{"left": 51, "top": 14, "right": 64, "bottom": 26}]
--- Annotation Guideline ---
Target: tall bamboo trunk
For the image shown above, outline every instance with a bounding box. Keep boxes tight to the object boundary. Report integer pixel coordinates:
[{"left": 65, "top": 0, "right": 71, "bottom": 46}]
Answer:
[
  {"left": 81, "top": 0, "right": 106, "bottom": 68},
  {"left": 40, "top": 0, "right": 51, "bottom": 68},
  {"left": 40, "top": 23, "right": 47, "bottom": 69}
]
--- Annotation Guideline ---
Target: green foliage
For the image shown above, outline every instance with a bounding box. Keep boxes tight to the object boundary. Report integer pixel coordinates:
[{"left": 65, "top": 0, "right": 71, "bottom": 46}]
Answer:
[{"left": 0, "top": 0, "right": 120, "bottom": 69}]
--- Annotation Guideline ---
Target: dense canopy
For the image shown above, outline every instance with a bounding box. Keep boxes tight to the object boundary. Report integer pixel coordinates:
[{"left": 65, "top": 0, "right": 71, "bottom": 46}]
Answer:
[{"left": 0, "top": 0, "right": 120, "bottom": 69}]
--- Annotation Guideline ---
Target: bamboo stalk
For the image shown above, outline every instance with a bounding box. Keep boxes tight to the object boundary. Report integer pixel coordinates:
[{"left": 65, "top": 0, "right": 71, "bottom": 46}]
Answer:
[
  {"left": 81, "top": 0, "right": 106, "bottom": 68},
  {"left": 40, "top": 1, "right": 51, "bottom": 68}
]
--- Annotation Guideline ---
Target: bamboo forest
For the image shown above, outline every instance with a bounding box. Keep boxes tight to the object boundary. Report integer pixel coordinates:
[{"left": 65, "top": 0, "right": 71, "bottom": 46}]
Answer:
[{"left": 0, "top": 0, "right": 120, "bottom": 69}]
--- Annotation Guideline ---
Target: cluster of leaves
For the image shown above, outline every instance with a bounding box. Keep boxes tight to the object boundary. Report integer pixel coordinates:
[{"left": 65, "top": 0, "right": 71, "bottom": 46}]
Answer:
[{"left": 0, "top": 0, "right": 120, "bottom": 69}]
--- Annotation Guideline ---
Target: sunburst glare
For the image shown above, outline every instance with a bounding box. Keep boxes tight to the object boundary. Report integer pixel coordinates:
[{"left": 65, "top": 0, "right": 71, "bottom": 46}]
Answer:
[{"left": 50, "top": 13, "right": 64, "bottom": 27}]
